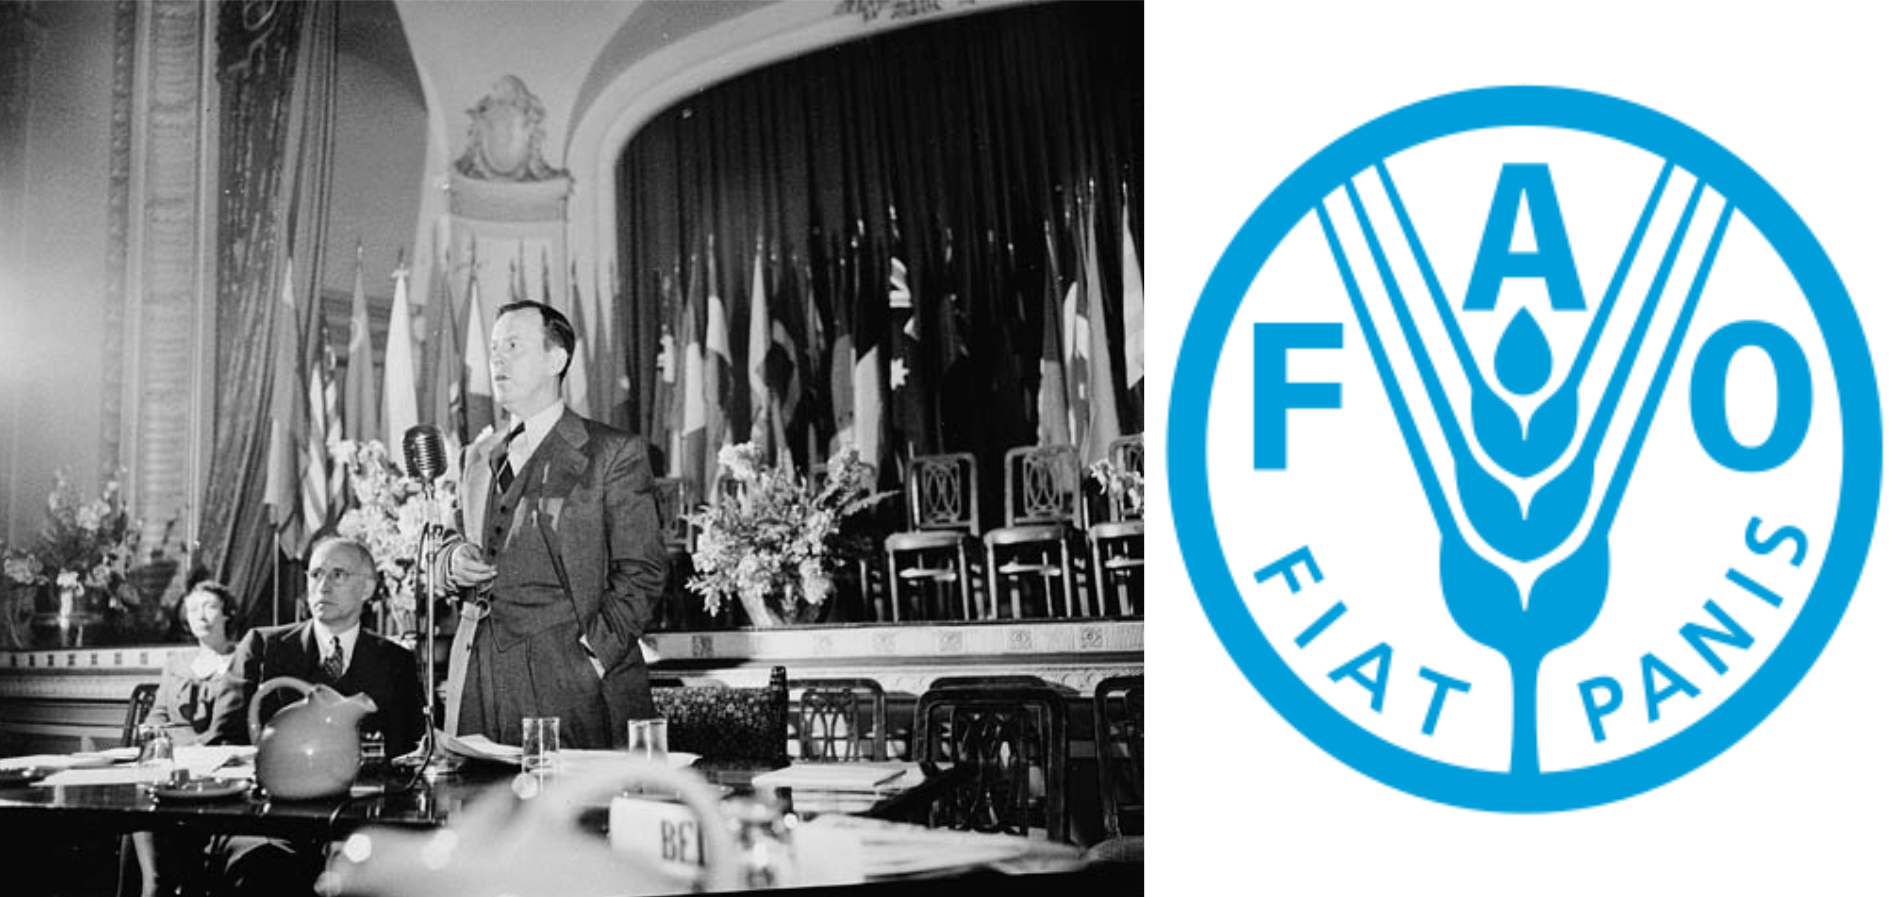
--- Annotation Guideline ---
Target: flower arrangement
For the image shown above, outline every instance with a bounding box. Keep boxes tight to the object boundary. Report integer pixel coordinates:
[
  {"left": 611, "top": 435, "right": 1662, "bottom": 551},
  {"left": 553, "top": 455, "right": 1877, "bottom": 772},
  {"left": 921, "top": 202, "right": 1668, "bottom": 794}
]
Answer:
[
  {"left": 331, "top": 439, "right": 456, "bottom": 629},
  {"left": 2, "top": 469, "right": 177, "bottom": 596},
  {"left": 686, "top": 443, "right": 889, "bottom": 624},
  {"left": 1089, "top": 456, "right": 1145, "bottom": 518}
]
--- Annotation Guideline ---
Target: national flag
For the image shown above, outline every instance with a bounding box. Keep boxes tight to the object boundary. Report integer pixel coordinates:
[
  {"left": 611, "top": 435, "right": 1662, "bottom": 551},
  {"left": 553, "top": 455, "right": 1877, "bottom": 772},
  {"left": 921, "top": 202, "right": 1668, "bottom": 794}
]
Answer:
[
  {"left": 828, "top": 231, "right": 856, "bottom": 459},
  {"left": 791, "top": 250, "right": 824, "bottom": 469},
  {"left": 1079, "top": 201, "right": 1123, "bottom": 463},
  {"left": 933, "top": 225, "right": 969, "bottom": 379},
  {"left": 653, "top": 265, "right": 680, "bottom": 468},
  {"left": 746, "top": 238, "right": 779, "bottom": 462},
  {"left": 1063, "top": 217, "right": 1093, "bottom": 453},
  {"left": 1038, "top": 224, "right": 1074, "bottom": 447},
  {"left": 559, "top": 253, "right": 589, "bottom": 421},
  {"left": 703, "top": 237, "right": 734, "bottom": 493},
  {"left": 887, "top": 244, "right": 934, "bottom": 460},
  {"left": 303, "top": 305, "right": 339, "bottom": 542},
  {"left": 264, "top": 259, "right": 306, "bottom": 556},
  {"left": 767, "top": 243, "right": 805, "bottom": 472},
  {"left": 342, "top": 241, "right": 379, "bottom": 444},
  {"left": 426, "top": 244, "right": 465, "bottom": 449},
  {"left": 850, "top": 224, "right": 886, "bottom": 474},
  {"left": 1121, "top": 201, "right": 1145, "bottom": 395},
  {"left": 383, "top": 259, "right": 420, "bottom": 443},
  {"left": 463, "top": 247, "right": 497, "bottom": 439},
  {"left": 511, "top": 242, "right": 530, "bottom": 304},
  {"left": 678, "top": 251, "right": 708, "bottom": 495}
]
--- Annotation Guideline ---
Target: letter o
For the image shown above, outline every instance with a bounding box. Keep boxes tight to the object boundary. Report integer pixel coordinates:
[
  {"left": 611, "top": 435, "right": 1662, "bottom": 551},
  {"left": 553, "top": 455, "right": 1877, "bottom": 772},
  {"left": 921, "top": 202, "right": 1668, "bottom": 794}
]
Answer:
[{"left": 1690, "top": 321, "right": 1812, "bottom": 472}]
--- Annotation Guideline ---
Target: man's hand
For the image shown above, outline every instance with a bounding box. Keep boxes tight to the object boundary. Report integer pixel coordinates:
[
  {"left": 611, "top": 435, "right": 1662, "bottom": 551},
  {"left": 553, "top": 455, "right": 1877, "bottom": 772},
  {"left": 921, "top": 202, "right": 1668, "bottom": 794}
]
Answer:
[{"left": 445, "top": 543, "right": 498, "bottom": 590}]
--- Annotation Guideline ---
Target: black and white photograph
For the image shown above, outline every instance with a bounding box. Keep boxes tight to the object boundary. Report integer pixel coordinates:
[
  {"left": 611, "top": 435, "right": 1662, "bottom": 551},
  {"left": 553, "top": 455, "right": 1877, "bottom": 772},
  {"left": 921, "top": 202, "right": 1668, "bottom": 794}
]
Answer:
[{"left": 0, "top": 2, "right": 1144, "bottom": 894}]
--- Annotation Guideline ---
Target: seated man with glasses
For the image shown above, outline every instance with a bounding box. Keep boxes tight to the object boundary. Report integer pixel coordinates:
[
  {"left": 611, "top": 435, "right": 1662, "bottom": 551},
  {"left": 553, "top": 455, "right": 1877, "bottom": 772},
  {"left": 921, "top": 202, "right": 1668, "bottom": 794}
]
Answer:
[
  {"left": 209, "top": 535, "right": 424, "bottom": 757},
  {"left": 186, "top": 537, "right": 423, "bottom": 896}
]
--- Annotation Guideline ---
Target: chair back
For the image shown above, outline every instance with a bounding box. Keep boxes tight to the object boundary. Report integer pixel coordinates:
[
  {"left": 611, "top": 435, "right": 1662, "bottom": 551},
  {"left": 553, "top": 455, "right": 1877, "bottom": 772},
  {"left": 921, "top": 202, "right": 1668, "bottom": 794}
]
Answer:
[
  {"left": 1104, "top": 435, "right": 1145, "bottom": 522},
  {"left": 652, "top": 666, "right": 789, "bottom": 767},
  {"left": 1093, "top": 675, "right": 1144, "bottom": 840},
  {"left": 903, "top": 453, "right": 980, "bottom": 536},
  {"left": 927, "top": 674, "right": 1051, "bottom": 691},
  {"left": 121, "top": 681, "right": 159, "bottom": 748},
  {"left": 912, "top": 684, "right": 1069, "bottom": 842},
  {"left": 653, "top": 477, "right": 695, "bottom": 552},
  {"left": 1000, "top": 444, "right": 1084, "bottom": 528},
  {"left": 790, "top": 677, "right": 888, "bottom": 762}
]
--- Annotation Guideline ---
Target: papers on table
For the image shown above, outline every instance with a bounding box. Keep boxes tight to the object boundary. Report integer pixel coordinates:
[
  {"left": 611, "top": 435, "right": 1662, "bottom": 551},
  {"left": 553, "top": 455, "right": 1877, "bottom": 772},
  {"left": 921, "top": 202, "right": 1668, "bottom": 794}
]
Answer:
[
  {"left": 435, "top": 730, "right": 522, "bottom": 764},
  {"left": 435, "top": 730, "right": 698, "bottom": 771},
  {"left": 29, "top": 746, "right": 256, "bottom": 787},
  {"left": 751, "top": 762, "right": 922, "bottom": 817},
  {"left": 752, "top": 762, "right": 917, "bottom": 792},
  {"left": 801, "top": 813, "right": 1085, "bottom": 879}
]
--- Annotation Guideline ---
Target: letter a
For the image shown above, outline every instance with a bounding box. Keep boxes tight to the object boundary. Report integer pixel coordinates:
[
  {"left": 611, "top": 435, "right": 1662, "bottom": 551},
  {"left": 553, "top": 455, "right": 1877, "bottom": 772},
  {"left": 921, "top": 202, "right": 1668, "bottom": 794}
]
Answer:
[{"left": 1461, "top": 164, "right": 1587, "bottom": 312}]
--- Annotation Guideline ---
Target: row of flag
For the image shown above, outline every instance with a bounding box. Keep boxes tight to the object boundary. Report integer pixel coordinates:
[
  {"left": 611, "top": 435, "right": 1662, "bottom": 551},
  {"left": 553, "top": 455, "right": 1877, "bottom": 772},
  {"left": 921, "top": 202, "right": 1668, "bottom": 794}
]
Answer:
[
  {"left": 261, "top": 194, "right": 1144, "bottom": 560},
  {"left": 261, "top": 232, "right": 607, "bottom": 560},
  {"left": 651, "top": 194, "right": 1145, "bottom": 504}
]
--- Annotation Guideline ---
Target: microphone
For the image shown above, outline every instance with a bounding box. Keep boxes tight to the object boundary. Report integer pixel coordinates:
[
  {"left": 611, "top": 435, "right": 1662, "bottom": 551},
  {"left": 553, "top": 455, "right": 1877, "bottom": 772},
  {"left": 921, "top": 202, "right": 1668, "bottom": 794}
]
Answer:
[{"left": 402, "top": 424, "right": 448, "bottom": 484}]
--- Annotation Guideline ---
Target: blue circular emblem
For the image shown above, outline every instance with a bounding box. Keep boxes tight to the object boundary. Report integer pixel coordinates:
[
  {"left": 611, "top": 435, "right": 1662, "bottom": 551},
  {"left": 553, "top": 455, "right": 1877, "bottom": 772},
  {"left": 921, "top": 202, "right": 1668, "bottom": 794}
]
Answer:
[{"left": 1171, "top": 86, "right": 1879, "bottom": 812}]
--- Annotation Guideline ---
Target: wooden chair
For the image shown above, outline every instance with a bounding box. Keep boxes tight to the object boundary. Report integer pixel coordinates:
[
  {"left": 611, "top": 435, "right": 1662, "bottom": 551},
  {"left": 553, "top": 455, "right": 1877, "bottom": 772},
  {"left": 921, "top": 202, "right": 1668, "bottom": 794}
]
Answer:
[
  {"left": 910, "top": 684, "right": 1069, "bottom": 843},
  {"left": 984, "top": 444, "right": 1087, "bottom": 619},
  {"left": 120, "top": 681, "right": 160, "bottom": 748},
  {"left": 927, "top": 674, "right": 1052, "bottom": 691},
  {"left": 789, "top": 677, "right": 888, "bottom": 762},
  {"left": 884, "top": 453, "right": 982, "bottom": 621},
  {"left": 1087, "top": 435, "right": 1144, "bottom": 616},
  {"left": 115, "top": 682, "right": 160, "bottom": 897},
  {"left": 652, "top": 666, "right": 790, "bottom": 770},
  {"left": 1092, "top": 675, "right": 1144, "bottom": 842}
]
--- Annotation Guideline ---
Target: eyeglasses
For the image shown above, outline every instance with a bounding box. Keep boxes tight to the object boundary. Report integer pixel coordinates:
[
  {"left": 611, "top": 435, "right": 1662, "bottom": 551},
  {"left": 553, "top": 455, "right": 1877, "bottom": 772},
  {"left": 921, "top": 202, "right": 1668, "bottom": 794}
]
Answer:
[{"left": 307, "top": 567, "right": 365, "bottom": 587}]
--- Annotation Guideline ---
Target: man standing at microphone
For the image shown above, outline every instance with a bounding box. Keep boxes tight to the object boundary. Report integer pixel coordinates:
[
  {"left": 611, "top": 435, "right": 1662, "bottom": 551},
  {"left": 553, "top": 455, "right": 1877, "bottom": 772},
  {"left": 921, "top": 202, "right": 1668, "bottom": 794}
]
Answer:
[{"left": 435, "top": 299, "right": 666, "bottom": 749}]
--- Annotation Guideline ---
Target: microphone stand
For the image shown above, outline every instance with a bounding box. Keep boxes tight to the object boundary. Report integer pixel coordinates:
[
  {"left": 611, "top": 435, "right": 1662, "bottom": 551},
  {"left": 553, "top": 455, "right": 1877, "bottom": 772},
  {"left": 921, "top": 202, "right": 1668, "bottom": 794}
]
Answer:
[{"left": 399, "top": 480, "right": 461, "bottom": 781}]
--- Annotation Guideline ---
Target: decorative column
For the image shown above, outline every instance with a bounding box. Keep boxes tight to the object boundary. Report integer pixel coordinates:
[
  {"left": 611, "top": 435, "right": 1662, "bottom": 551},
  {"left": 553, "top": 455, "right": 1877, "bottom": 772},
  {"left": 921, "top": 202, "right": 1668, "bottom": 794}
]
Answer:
[
  {"left": 0, "top": 2, "right": 46, "bottom": 544},
  {"left": 111, "top": 0, "right": 214, "bottom": 591}
]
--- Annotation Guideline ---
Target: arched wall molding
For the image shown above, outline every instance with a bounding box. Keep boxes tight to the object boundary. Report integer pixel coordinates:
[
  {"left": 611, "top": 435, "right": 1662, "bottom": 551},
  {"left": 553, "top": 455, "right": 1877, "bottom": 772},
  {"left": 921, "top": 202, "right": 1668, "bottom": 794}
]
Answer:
[{"left": 562, "top": 0, "right": 1045, "bottom": 408}]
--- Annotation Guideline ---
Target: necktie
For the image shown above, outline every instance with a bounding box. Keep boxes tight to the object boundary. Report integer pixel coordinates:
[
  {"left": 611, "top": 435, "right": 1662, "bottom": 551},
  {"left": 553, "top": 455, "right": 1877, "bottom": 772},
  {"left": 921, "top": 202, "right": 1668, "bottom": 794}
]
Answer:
[
  {"left": 322, "top": 635, "right": 345, "bottom": 681},
  {"left": 495, "top": 424, "right": 525, "bottom": 493}
]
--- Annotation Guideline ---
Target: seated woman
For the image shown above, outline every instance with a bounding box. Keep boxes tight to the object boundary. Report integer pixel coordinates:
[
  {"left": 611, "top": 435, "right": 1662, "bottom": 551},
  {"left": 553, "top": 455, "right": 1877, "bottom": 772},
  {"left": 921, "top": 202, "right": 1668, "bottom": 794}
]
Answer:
[{"left": 131, "top": 580, "right": 241, "bottom": 897}]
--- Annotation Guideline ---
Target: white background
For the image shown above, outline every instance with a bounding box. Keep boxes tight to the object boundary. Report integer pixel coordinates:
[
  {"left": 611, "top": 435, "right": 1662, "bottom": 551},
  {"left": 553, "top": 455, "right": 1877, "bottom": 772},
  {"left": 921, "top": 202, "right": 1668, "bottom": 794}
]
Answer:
[{"left": 1147, "top": 2, "right": 1889, "bottom": 892}]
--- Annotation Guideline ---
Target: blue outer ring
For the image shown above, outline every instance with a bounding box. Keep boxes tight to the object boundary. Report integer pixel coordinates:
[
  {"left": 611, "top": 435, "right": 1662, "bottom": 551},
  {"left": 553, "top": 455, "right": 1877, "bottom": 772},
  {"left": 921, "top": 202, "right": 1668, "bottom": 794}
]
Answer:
[{"left": 1169, "top": 86, "right": 1880, "bottom": 813}]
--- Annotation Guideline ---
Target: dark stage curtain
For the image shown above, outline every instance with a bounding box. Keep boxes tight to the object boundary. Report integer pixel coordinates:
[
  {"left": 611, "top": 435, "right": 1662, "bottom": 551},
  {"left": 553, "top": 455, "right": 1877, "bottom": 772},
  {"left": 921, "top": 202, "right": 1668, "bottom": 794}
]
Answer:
[
  {"left": 202, "top": 0, "right": 339, "bottom": 629},
  {"left": 614, "top": 1, "right": 1143, "bottom": 531}
]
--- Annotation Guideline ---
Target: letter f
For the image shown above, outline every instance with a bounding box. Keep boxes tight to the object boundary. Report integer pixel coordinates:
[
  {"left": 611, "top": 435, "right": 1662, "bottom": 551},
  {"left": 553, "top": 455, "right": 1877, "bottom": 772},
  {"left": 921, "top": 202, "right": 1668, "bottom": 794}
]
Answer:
[{"left": 1255, "top": 322, "right": 1343, "bottom": 469}]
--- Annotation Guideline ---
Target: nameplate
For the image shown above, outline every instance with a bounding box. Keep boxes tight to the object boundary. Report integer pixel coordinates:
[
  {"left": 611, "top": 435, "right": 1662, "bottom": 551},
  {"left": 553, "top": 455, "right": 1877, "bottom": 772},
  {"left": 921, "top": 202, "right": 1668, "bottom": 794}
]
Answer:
[{"left": 608, "top": 794, "right": 703, "bottom": 879}]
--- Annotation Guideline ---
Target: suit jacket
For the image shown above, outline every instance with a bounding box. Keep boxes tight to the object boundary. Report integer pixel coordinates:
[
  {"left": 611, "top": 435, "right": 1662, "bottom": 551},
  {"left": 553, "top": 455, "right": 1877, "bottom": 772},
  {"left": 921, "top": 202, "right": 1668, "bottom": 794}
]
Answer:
[
  {"left": 440, "top": 407, "right": 667, "bottom": 732},
  {"left": 209, "top": 621, "right": 425, "bottom": 758}
]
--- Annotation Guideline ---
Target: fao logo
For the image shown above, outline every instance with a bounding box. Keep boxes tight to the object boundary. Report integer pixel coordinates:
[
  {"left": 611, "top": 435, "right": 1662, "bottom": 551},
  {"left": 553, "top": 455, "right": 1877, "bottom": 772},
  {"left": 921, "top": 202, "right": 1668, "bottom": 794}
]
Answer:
[{"left": 1172, "top": 87, "right": 1880, "bottom": 811}]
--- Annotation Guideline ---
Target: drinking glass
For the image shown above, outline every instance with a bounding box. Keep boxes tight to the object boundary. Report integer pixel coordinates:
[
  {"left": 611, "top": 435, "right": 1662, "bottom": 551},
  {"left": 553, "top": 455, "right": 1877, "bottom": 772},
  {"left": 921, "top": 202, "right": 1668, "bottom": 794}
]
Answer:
[
  {"left": 626, "top": 718, "right": 668, "bottom": 764},
  {"left": 136, "top": 724, "right": 178, "bottom": 786},
  {"left": 521, "top": 716, "right": 561, "bottom": 775}
]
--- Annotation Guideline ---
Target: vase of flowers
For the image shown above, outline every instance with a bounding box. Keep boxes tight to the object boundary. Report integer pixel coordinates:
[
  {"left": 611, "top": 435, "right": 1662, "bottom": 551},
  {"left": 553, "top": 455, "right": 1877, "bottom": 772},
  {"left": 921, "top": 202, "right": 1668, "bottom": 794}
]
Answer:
[
  {"left": 686, "top": 444, "right": 889, "bottom": 628},
  {"left": 1, "top": 469, "right": 178, "bottom": 647},
  {"left": 332, "top": 439, "right": 456, "bottom": 636}
]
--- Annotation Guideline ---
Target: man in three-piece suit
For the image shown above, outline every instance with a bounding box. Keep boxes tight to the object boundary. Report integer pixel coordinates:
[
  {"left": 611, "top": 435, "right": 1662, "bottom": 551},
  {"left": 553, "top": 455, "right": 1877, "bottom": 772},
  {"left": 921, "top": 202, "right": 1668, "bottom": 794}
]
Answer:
[
  {"left": 436, "top": 299, "right": 667, "bottom": 750},
  {"left": 210, "top": 536, "right": 424, "bottom": 757}
]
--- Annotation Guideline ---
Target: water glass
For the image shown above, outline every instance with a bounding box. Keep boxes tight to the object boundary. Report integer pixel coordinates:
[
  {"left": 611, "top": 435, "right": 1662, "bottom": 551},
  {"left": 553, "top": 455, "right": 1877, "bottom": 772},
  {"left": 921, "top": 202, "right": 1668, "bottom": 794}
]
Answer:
[
  {"left": 626, "top": 718, "right": 668, "bottom": 763},
  {"left": 521, "top": 716, "right": 561, "bottom": 775},
  {"left": 136, "top": 725, "right": 177, "bottom": 785}
]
